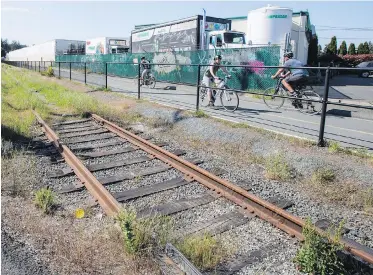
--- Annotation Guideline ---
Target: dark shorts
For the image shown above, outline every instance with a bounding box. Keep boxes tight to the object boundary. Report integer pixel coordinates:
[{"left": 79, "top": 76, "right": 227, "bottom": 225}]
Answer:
[{"left": 285, "top": 74, "right": 308, "bottom": 84}]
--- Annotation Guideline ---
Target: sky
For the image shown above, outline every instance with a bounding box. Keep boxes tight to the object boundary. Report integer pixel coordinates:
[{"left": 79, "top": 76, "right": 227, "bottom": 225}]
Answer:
[{"left": 1, "top": 1, "right": 373, "bottom": 49}]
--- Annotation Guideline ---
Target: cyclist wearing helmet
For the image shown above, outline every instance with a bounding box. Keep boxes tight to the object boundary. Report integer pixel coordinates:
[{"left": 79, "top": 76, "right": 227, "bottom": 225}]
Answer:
[
  {"left": 140, "top": 56, "right": 151, "bottom": 83},
  {"left": 203, "top": 55, "right": 231, "bottom": 107},
  {"left": 271, "top": 52, "right": 309, "bottom": 97}
]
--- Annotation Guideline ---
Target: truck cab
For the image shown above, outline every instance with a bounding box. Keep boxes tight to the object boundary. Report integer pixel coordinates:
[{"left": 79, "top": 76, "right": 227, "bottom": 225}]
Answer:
[{"left": 207, "top": 31, "right": 247, "bottom": 49}]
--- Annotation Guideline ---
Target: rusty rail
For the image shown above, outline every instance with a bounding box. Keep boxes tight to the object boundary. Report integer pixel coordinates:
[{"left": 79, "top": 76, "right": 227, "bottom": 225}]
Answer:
[
  {"left": 33, "top": 111, "right": 121, "bottom": 216},
  {"left": 91, "top": 113, "right": 373, "bottom": 265}
]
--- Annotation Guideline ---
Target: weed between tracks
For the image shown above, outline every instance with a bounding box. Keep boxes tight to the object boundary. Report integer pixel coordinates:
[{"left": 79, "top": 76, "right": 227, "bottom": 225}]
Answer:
[
  {"left": 176, "top": 233, "right": 228, "bottom": 270},
  {"left": 115, "top": 208, "right": 174, "bottom": 255}
]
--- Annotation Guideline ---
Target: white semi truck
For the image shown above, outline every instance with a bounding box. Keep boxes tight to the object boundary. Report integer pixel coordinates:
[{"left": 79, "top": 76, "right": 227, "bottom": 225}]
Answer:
[
  {"left": 131, "top": 15, "right": 248, "bottom": 53},
  {"left": 85, "top": 37, "right": 130, "bottom": 55}
]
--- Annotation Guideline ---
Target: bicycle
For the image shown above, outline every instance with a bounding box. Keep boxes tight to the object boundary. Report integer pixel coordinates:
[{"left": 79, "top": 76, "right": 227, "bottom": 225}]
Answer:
[
  {"left": 263, "top": 76, "right": 323, "bottom": 115},
  {"left": 135, "top": 71, "right": 156, "bottom": 89},
  {"left": 199, "top": 75, "right": 239, "bottom": 112}
]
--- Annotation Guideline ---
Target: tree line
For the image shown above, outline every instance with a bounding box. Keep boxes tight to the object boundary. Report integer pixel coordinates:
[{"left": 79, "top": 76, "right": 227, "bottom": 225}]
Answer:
[
  {"left": 1, "top": 38, "right": 27, "bottom": 58},
  {"left": 321, "top": 37, "right": 373, "bottom": 55}
]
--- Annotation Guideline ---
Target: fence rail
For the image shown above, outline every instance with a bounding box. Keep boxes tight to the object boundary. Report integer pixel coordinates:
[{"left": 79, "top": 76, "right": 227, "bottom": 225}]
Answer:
[{"left": 3, "top": 60, "right": 373, "bottom": 148}]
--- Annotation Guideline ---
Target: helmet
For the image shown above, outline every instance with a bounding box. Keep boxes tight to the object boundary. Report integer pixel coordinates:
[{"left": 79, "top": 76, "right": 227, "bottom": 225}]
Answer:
[
  {"left": 284, "top": 52, "right": 293, "bottom": 58},
  {"left": 214, "top": 55, "right": 222, "bottom": 60},
  {"left": 141, "top": 56, "right": 145, "bottom": 60}
]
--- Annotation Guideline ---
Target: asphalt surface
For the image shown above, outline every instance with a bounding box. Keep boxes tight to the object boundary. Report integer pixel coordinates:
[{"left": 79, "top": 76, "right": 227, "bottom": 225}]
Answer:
[{"left": 57, "top": 68, "right": 373, "bottom": 150}]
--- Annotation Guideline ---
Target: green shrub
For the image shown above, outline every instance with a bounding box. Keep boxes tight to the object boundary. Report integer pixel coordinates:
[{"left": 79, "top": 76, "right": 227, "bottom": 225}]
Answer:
[
  {"left": 34, "top": 188, "right": 56, "bottom": 214},
  {"left": 115, "top": 209, "right": 173, "bottom": 255},
  {"left": 294, "top": 218, "right": 345, "bottom": 274},
  {"left": 41, "top": 66, "right": 54, "bottom": 77}
]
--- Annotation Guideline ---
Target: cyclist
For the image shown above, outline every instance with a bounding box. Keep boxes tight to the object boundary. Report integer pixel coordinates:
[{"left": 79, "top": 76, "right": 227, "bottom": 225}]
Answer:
[
  {"left": 140, "top": 56, "right": 151, "bottom": 84},
  {"left": 203, "top": 55, "right": 231, "bottom": 107},
  {"left": 271, "top": 52, "right": 309, "bottom": 107}
]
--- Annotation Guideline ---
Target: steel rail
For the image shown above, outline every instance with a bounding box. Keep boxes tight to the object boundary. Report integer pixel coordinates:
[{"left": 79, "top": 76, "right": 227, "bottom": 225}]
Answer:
[
  {"left": 91, "top": 113, "right": 373, "bottom": 265},
  {"left": 33, "top": 111, "right": 121, "bottom": 216}
]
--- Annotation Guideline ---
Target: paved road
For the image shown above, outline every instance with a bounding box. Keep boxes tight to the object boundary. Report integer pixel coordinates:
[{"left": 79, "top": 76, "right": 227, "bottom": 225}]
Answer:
[
  {"left": 330, "top": 75, "right": 373, "bottom": 101},
  {"left": 59, "top": 68, "right": 373, "bottom": 150}
]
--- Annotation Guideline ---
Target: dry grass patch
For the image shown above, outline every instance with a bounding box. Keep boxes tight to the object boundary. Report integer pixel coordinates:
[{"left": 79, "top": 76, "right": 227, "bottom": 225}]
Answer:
[
  {"left": 1, "top": 197, "right": 161, "bottom": 275},
  {"left": 1, "top": 148, "right": 40, "bottom": 197}
]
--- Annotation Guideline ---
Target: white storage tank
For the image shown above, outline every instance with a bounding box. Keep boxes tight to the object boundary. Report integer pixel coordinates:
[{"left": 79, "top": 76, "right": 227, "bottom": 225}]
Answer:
[{"left": 246, "top": 5, "right": 293, "bottom": 45}]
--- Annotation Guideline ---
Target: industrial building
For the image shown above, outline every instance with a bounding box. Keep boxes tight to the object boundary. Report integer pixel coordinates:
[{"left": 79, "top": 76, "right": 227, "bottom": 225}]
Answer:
[{"left": 6, "top": 39, "right": 85, "bottom": 61}]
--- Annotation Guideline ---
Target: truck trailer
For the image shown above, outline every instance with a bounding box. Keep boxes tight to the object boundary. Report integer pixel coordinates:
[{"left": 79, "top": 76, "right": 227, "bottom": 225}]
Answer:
[
  {"left": 85, "top": 37, "right": 130, "bottom": 55},
  {"left": 131, "top": 15, "right": 248, "bottom": 53},
  {"left": 7, "top": 39, "right": 85, "bottom": 61}
]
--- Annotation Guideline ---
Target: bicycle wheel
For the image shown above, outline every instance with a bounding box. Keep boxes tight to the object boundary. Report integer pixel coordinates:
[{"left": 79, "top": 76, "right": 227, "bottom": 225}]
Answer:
[
  {"left": 146, "top": 76, "right": 156, "bottom": 89},
  {"left": 199, "top": 84, "right": 210, "bottom": 107},
  {"left": 220, "top": 86, "right": 239, "bottom": 111},
  {"left": 297, "top": 89, "right": 323, "bottom": 115},
  {"left": 263, "top": 86, "right": 286, "bottom": 109}
]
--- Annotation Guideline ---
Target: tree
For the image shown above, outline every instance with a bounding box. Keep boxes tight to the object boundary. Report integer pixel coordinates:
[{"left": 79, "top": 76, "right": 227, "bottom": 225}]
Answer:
[
  {"left": 1, "top": 38, "right": 27, "bottom": 57},
  {"left": 363, "top": 42, "right": 370, "bottom": 54},
  {"left": 318, "top": 45, "right": 322, "bottom": 55},
  {"left": 1, "top": 39, "right": 11, "bottom": 57},
  {"left": 369, "top": 41, "right": 373, "bottom": 54},
  {"left": 307, "top": 35, "right": 318, "bottom": 65},
  {"left": 327, "top": 36, "right": 337, "bottom": 54},
  {"left": 338, "top": 41, "right": 347, "bottom": 55},
  {"left": 348, "top": 43, "right": 356, "bottom": 55},
  {"left": 357, "top": 43, "right": 365, "bottom": 54}
]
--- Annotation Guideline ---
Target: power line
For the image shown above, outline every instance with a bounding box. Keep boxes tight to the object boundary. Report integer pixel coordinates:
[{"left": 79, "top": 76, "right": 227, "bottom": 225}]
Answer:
[
  {"left": 316, "top": 25, "right": 373, "bottom": 30},
  {"left": 317, "top": 29, "right": 373, "bottom": 32},
  {"left": 318, "top": 37, "right": 372, "bottom": 40}
]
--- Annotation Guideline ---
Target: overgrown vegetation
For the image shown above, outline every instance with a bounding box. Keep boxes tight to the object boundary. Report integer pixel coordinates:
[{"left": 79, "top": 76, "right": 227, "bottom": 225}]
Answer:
[
  {"left": 294, "top": 218, "right": 345, "bottom": 275},
  {"left": 328, "top": 141, "right": 342, "bottom": 153},
  {"left": 265, "top": 153, "right": 292, "bottom": 180},
  {"left": 1, "top": 64, "right": 143, "bottom": 136},
  {"left": 34, "top": 187, "right": 56, "bottom": 214},
  {"left": 148, "top": 116, "right": 174, "bottom": 129},
  {"left": 1, "top": 148, "right": 39, "bottom": 197},
  {"left": 231, "top": 122, "right": 250, "bottom": 129},
  {"left": 115, "top": 209, "right": 173, "bottom": 255},
  {"left": 194, "top": 110, "right": 208, "bottom": 118},
  {"left": 311, "top": 168, "right": 336, "bottom": 185},
  {"left": 176, "top": 233, "right": 227, "bottom": 270},
  {"left": 41, "top": 66, "right": 54, "bottom": 77},
  {"left": 328, "top": 141, "right": 373, "bottom": 160}
]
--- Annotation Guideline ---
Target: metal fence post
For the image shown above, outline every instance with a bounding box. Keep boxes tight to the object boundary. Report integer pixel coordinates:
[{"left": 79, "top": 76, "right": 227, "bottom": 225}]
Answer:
[
  {"left": 137, "top": 63, "right": 141, "bottom": 100},
  {"left": 59, "top": 62, "right": 61, "bottom": 78},
  {"left": 105, "top": 62, "right": 108, "bottom": 89},
  {"left": 84, "top": 62, "right": 87, "bottom": 84},
  {"left": 196, "top": 65, "right": 201, "bottom": 111},
  {"left": 317, "top": 67, "right": 331, "bottom": 147},
  {"left": 39, "top": 61, "right": 40, "bottom": 72},
  {"left": 69, "top": 62, "right": 72, "bottom": 80},
  {"left": 35, "top": 61, "right": 37, "bottom": 71}
]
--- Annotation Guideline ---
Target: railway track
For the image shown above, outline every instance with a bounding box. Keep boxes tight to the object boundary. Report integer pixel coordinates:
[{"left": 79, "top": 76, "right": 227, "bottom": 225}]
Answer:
[{"left": 32, "top": 111, "right": 373, "bottom": 274}]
